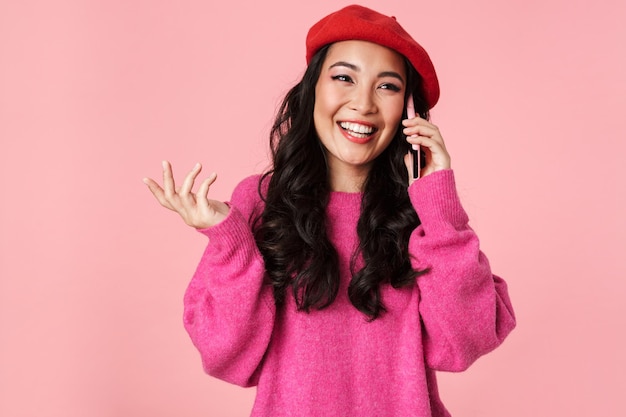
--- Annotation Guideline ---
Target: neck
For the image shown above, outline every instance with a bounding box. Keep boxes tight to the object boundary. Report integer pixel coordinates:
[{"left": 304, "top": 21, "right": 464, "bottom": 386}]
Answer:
[{"left": 328, "top": 165, "right": 370, "bottom": 193}]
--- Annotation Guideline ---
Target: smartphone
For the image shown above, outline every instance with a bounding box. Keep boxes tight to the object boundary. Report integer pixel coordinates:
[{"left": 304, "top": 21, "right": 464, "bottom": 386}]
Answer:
[{"left": 406, "top": 95, "right": 420, "bottom": 179}]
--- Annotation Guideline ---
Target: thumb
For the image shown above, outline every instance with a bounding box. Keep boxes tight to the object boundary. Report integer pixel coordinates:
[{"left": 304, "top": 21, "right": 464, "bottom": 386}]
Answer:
[{"left": 404, "top": 151, "right": 417, "bottom": 186}]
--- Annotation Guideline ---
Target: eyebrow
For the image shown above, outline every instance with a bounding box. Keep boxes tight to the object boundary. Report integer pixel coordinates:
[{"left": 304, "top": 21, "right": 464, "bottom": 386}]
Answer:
[{"left": 328, "top": 61, "right": 405, "bottom": 84}]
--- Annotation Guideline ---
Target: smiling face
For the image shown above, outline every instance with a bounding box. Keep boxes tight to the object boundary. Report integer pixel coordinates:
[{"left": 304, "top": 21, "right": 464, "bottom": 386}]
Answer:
[{"left": 313, "top": 40, "right": 407, "bottom": 191}]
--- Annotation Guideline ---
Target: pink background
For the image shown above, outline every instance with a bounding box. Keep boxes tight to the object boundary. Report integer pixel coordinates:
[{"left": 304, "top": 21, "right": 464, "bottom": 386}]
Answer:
[{"left": 1, "top": 0, "right": 625, "bottom": 416}]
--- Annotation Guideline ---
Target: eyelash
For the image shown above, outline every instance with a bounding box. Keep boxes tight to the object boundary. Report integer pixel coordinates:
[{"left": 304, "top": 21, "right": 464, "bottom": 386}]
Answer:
[
  {"left": 380, "top": 83, "right": 401, "bottom": 92},
  {"left": 332, "top": 74, "right": 353, "bottom": 83},
  {"left": 331, "top": 75, "right": 401, "bottom": 92}
]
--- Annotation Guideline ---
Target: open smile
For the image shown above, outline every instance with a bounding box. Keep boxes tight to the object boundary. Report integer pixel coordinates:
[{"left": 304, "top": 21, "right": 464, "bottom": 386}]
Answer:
[{"left": 338, "top": 121, "right": 378, "bottom": 143}]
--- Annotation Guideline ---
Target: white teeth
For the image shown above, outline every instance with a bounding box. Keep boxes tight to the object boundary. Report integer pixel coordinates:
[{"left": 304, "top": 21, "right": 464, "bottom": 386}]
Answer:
[{"left": 340, "top": 122, "right": 374, "bottom": 135}]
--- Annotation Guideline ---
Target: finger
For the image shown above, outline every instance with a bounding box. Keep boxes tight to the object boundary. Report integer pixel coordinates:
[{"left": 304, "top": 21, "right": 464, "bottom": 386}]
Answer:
[
  {"left": 180, "top": 163, "right": 202, "bottom": 196},
  {"left": 410, "top": 137, "right": 451, "bottom": 172},
  {"left": 162, "top": 160, "right": 176, "bottom": 197},
  {"left": 143, "top": 177, "right": 163, "bottom": 198},
  {"left": 402, "top": 125, "right": 442, "bottom": 142},
  {"left": 403, "top": 120, "right": 444, "bottom": 146},
  {"left": 407, "top": 136, "right": 444, "bottom": 154},
  {"left": 402, "top": 117, "right": 437, "bottom": 129},
  {"left": 143, "top": 177, "right": 175, "bottom": 210},
  {"left": 196, "top": 173, "right": 217, "bottom": 209},
  {"left": 198, "top": 172, "right": 218, "bottom": 199}
]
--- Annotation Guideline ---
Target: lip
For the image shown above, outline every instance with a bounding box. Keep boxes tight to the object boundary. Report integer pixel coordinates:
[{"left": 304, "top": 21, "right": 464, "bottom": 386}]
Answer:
[{"left": 337, "top": 120, "right": 378, "bottom": 144}]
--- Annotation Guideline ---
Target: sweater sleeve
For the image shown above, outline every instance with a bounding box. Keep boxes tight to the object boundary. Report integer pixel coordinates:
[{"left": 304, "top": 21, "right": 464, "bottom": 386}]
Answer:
[
  {"left": 182, "top": 176, "right": 275, "bottom": 387},
  {"left": 408, "top": 170, "right": 516, "bottom": 372}
]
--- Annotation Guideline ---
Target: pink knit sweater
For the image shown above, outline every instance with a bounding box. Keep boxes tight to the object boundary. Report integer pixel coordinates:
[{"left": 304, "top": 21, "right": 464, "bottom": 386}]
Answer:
[{"left": 183, "top": 169, "right": 516, "bottom": 417}]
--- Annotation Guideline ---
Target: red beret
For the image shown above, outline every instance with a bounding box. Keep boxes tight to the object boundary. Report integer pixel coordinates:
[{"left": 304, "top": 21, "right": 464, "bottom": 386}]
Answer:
[{"left": 306, "top": 4, "right": 440, "bottom": 109}]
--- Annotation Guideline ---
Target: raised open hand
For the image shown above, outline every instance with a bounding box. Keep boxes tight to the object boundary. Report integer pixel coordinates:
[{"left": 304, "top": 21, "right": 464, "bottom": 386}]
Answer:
[{"left": 143, "top": 161, "right": 229, "bottom": 229}]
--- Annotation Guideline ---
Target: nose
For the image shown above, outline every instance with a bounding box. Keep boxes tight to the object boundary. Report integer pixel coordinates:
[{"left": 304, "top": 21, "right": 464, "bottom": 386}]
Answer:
[{"left": 349, "top": 86, "right": 378, "bottom": 115}]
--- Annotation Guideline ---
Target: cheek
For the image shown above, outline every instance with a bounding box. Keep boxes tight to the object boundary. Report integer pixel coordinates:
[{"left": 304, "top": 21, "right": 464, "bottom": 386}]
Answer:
[
  {"left": 381, "top": 129, "right": 399, "bottom": 151},
  {"left": 313, "top": 88, "right": 336, "bottom": 130},
  {"left": 312, "top": 100, "right": 325, "bottom": 134},
  {"left": 383, "top": 103, "right": 405, "bottom": 137},
  {"left": 381, "top": 109, "right": 403, "bottom": 148},
  {"left": 389, "top": 99, "right": 405, "bottom": 123}
]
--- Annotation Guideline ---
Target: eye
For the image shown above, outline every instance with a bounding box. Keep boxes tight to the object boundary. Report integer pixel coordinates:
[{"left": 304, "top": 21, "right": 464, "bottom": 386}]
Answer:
[
  {"left": 379, "top": 82, "right": 401, "bottom": 92},
  {"left": 331, "top": 74, "right": 353, "bottom": 83}
]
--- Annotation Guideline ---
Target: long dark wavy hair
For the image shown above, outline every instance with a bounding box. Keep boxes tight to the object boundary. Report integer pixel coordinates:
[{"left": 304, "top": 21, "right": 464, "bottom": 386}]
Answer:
[{"left": 254, "top": 44, "right": 430, "bottom": 320}]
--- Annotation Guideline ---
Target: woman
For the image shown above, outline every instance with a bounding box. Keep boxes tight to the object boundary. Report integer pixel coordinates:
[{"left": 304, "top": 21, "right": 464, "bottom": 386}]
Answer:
[{"left": 144, "top": 5, "right": 515, "bottom": 417}]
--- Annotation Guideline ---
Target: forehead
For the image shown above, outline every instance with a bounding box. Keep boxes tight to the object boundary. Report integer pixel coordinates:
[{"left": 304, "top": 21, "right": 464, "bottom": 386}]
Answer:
[{"left": 324, "top": 40, "right": 406, "bottom": 73}]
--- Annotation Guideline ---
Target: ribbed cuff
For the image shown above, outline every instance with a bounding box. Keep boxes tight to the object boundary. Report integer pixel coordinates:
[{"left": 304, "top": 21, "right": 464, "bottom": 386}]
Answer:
[
  {"left": 197, "top": 207, "right": 258, "bottom": 268},
  {"left": 408, "top": 169, "right": 469, "bottom": 230}
]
